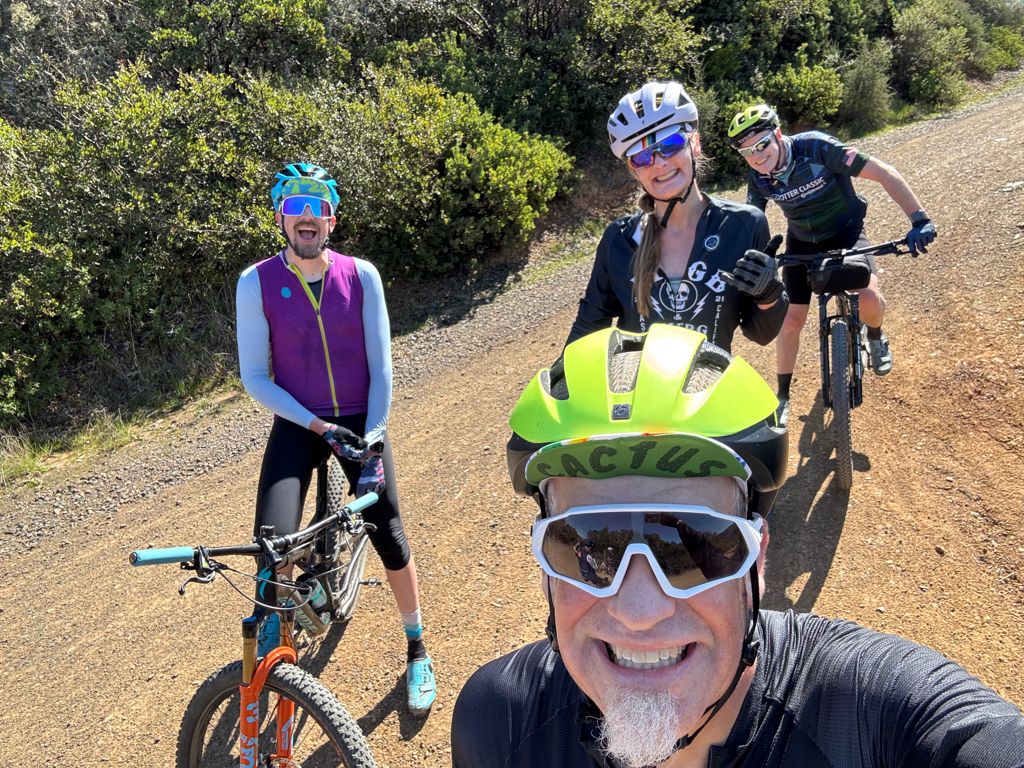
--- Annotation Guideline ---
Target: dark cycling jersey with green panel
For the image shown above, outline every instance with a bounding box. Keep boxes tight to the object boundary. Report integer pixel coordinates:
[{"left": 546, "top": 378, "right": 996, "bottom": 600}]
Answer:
[{"left": 745, "top": 131, "right": 869, "bottom": 244}]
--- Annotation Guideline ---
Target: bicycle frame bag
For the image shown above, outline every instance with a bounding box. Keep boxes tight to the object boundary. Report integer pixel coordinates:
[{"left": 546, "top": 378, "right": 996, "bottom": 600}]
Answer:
[{"left": 810, "top": 254, "right": 871, "bottom": 294}]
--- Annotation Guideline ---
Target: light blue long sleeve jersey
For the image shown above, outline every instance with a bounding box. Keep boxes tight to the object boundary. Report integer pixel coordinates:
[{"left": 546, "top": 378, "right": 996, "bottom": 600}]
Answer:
[{"left": 235, "top": 256, "right": 392, "bottom": 446}]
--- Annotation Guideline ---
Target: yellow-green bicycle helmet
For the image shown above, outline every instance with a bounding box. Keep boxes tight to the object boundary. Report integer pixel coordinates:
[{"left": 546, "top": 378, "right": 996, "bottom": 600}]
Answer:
[
  {"left": 727, "top": 104, "right": 781, "bottom": 148},
  {"left": 506, "top": 325, "right": 788, "bottom": 517}
]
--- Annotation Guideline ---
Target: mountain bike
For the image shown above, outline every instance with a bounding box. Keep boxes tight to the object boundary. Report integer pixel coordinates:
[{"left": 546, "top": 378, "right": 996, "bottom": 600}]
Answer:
[
  {"left": 778, "top": 238, "right": 914, "bottom": 490},
  {"left": 130, "top": 457, "right": 379, "bottom": 768}
]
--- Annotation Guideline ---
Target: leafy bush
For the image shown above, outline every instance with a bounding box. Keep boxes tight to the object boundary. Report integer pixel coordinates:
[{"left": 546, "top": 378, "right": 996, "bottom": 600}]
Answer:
[
  {"left": 763, "top": 50, "right": 844, "bottom": 129},
  {"left": 143, "top": 0, "right": 350, "bottom": 82},
  {"left": 893, "top": 0, "right": 970, "bottom": 106},
  {"left": 329, "top": 70, "right": 574, "bottom": 276},
  {"left": 990, "top": 25, "right": 1024, "bottom": 62},
  {"left": 837, "top": 40, "right": 894, "bottom": 134}
]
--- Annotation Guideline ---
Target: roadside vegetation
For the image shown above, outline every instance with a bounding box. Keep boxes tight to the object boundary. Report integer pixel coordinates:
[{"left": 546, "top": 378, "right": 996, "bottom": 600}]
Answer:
[{"left": 1, "top": 0, "right": 1023, "bottom": 477}]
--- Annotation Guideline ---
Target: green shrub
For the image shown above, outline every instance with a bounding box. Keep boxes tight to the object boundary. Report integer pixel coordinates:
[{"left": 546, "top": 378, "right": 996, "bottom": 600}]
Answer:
[
  {"left": 837, "top": 39, "right": 894, "bottom": 134},
  {"left": 990, "top": 25, "right": 1024, "bottom": 63},
  {"left": 330, "top": 70, "right": 575, "bottom": 276},
  {"left": 893, "top": 0, "right": 969, "bottom": 106},
  {"left": 763, "top": 50, "right": 844, "bottom": 129},
  {"left": 144, "top": 0, "right": 350, "bottom": 82}
]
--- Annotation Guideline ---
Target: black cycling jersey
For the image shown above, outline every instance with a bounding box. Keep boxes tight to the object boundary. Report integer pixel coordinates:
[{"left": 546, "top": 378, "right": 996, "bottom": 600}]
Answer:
[
  {"left": 451, "top": 610, "right": 1024, "bottom": 768},
  {"left": 566, "top": 197, "right": 788, "bottom": 353},
  {"left": 745, "top": 131, "right": 869, "bottom": 245}
]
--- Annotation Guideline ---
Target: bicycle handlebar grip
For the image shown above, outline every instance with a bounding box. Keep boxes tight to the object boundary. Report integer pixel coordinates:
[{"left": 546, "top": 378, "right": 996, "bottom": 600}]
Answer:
[
  {"left": 129, "top": 546, "right": 196, "bottom": 566},
  {"left": 346, "top": 492, "right": 379, "bottom": 515}
]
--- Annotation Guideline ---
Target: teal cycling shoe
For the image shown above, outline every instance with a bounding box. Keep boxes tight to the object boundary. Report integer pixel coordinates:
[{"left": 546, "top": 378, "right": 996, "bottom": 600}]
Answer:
[
  {"left": 406, "top": 656, "right": 436, "bottom": 716},
  {"left": 257, "top": 611, "right": 281, "bottom": 657}
]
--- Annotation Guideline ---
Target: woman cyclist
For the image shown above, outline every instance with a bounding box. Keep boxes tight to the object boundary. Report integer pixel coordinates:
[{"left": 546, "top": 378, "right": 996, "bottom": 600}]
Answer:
[
  {"left": 235, "top": 162, "right": 436, "bottom": 715},
  {"left": 566, "top": 81, "right": 789, "bottom": 354}
]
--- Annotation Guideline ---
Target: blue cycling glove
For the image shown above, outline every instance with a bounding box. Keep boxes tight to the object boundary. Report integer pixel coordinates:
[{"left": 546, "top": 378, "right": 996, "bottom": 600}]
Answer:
[
  {"left": 322, "top": 425, "right": 366, "bottom": 462},
  {"left": 906, "top": 211, "right": 936, "bottom": 256},
  {"left": 357, "top": 455, "right": 386, "bottom": 496}
]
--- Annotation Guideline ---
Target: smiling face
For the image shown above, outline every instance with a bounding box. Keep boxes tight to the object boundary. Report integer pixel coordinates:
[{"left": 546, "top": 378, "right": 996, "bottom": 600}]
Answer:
[
  {"left": 737, "top": 129, "right": 783, "bottom": 173},
  {"left": 543, "top": 474, "right": 764, "bottom": 747},
  {"left": 275, "top": 208, "right": 337, "bottom": 261},
  {"left": 628, "top": 131, "right": 701, "bottom": 200}
]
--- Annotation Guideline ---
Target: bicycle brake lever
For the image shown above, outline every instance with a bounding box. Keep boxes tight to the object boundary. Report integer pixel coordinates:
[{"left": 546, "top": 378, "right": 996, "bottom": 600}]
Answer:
[{"left": 178, "top": 571, "right": 216, "bottom": 595}]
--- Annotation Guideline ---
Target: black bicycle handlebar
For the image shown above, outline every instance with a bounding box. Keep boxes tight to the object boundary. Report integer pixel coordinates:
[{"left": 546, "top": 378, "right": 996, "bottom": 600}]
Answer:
[
  {"left": 128, "top": 491, "right": 379, "bottom": 567},
  {"left": 776, "top": 238, "right": 912, "bottom": 267}
]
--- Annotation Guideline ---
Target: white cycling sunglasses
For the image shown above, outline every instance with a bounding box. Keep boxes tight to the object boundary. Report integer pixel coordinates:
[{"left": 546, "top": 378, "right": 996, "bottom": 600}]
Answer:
[{"left": 532, "top": 504, "right": 763, "bottom": 600}]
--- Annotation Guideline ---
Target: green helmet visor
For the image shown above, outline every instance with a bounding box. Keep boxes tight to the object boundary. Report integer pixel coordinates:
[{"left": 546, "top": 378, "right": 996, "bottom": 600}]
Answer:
[{"left": 525, "top": 432, "right": 751, "bottom": 487}]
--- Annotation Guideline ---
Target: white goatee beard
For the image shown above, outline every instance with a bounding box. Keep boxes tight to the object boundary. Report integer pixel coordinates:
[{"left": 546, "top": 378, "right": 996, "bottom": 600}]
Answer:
[{"left": 598, "top": 688, "right": 679, "bottom": 768}]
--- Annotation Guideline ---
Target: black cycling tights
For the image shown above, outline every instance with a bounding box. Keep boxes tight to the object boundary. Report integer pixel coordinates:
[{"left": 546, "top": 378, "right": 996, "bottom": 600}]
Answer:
[{"left": 255, "top": 415, "right": 410, "bottom": 573}]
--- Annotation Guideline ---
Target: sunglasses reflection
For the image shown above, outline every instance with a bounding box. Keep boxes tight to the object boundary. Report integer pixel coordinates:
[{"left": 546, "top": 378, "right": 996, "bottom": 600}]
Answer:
[{"left": 547, "top": 511, "right": 752, "bottom": 594}]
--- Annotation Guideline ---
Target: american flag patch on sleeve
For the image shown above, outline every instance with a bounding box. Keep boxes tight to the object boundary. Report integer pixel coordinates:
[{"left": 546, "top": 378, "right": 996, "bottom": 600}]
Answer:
[{"left": 844, "top": 148, "right": 858, "bottom": 166}]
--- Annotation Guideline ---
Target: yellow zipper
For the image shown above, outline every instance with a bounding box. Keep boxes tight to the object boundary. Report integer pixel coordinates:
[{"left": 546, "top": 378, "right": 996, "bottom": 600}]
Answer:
[{"left": 287, "top": 261, "right": 340, "bottom": 417}]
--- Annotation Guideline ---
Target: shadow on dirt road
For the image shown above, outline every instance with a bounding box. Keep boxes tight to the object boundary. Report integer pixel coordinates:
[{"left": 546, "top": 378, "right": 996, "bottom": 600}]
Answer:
[{"left": 764, "top": 396, "right": 864, "bottom": 613}]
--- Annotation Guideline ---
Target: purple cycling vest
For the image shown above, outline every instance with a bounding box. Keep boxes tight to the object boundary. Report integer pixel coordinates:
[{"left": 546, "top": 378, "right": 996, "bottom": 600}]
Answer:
[{"left": 255, "top": 251, "right": 369, "bottom": 418}]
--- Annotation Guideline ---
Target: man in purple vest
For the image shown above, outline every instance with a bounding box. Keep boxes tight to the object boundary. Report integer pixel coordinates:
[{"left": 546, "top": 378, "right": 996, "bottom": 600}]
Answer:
[{"left": 236, "top": 162, "right": 436, "bottom": 715}]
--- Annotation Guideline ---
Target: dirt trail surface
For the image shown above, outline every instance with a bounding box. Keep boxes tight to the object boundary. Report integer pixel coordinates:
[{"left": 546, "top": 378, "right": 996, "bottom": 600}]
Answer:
[{"left": 3, "top": 84, "right": 1023, "bottom": 766}]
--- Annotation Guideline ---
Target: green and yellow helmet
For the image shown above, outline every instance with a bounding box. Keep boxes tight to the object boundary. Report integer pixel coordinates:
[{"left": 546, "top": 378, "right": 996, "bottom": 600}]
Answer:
[
  {"left": 727, "top": 104, "right": 780, "bottom": 148},
  {"left": 506, "top": 325, "right": 788, "bottom": 517}
]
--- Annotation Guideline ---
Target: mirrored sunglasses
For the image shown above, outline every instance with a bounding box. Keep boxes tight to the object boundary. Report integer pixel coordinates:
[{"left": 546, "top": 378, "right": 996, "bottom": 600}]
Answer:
[
  {"left": 279, "top": 194, "right": 335, "bottom": 218},
  {"left": 627, "top": 130, "right": 689, "bottom": 169},
  {"left": 736, "top": 133, "right": 775, "bottom": 158},
  {"left": 532, "top": 504, "right": 762, "bottom": 599}
]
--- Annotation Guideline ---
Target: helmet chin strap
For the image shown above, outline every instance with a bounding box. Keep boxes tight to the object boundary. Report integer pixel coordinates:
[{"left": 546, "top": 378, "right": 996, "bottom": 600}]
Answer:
[
  {"left": 666, "top": 565, "right": 761, "bottom": 756},
  {"left": 651, "top": 153, "right": 698, "bottom": 228}
]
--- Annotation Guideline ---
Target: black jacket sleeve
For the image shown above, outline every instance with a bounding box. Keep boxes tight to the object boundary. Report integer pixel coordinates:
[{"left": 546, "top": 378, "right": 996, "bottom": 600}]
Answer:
[
  {"left": 565, "top": 221, "right": 625, "bottom": 347},
  {"left": 738, "top": 211, "right": 788, "bottom": 345}
]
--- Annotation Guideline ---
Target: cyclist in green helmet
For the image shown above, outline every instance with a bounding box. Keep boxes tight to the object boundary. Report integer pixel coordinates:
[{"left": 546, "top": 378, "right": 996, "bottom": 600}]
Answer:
[
  {"left": 451, "top": 325, "right": 1023, "bottom": 768},
  {"left": 727, "top": 104, "right": 937, "bottom": 423}
]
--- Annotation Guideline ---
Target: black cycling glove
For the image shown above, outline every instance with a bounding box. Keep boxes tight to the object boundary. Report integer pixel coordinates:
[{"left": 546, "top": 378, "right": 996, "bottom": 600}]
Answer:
[{"left": 721, "top": 234, "right": 785, "bottom": 304}]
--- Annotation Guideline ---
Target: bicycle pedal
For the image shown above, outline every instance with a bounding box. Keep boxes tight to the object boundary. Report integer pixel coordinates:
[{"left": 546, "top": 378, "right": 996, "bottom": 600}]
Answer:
[{"left": 360, "top": 578, "right": 383, "bottom": 587}]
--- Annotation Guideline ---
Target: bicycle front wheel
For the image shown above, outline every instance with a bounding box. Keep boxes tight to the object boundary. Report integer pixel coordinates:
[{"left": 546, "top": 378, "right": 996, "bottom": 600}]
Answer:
[
  {"left": 830, "top": 319, "right": 854, "bottom": 490},
  {"left": 176, "top": 660, "right": 377, "bottom": 768}
]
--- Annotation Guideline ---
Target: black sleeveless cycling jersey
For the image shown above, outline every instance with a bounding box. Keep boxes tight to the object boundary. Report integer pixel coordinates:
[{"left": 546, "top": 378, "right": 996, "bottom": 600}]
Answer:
[
  {"left": 566, "top": 197, "right": 787, "bottom": 353},
  {"left": 451, "top": 610, "right": 1024, "bottom": 768}
]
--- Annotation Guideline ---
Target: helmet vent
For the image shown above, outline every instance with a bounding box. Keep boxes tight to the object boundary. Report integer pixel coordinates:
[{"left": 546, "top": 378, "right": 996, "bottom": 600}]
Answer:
[
  {"left": 609, "top": 350, "right": 642, "bottom": 393},
  {"left": 632, "top": 100, "right": 645, "bottom": 119},
  {"left": 544, "top": 358, "right": 570, "bottom": 400},
  {"left": 683, "top": 342, "right": 731, "bottom": 393}
]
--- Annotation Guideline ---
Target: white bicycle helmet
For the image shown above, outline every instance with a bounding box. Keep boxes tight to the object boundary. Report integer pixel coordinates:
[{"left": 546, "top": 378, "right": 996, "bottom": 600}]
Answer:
[{"left": 608, "top": 81, "right": 700, "bottom": 160}]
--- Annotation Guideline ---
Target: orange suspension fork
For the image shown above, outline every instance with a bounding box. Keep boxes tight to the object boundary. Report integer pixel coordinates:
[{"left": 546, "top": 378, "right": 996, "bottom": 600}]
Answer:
[{"left": 239, "top": 616, "right": 298, "bottom": 766}]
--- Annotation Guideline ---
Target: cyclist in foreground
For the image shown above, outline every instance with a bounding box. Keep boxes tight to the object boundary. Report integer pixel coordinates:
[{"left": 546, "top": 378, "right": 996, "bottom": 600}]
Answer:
[
  {"left": 235, "top": 162, "right": 436, "bottom": 715},
  {"left": 451, "top": 325, "right": 1023, "bottom": 767},
  {"left": 567, "top": 81, "right": 789, "bottom": 354},
  {"left": 728, "top": 104, "right": 937, "bottom": 423}
]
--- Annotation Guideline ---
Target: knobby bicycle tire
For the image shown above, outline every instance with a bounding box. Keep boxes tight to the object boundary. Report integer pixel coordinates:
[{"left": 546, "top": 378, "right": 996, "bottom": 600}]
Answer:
[
  {"left": 324, "top": 459, "right": 369, "bottom": 624},
  {"left": 830, "top": 319, "right": 855, "bottom": 490},
  {"left": 176, "top": 659, "right": 377, "bottom": 768}
]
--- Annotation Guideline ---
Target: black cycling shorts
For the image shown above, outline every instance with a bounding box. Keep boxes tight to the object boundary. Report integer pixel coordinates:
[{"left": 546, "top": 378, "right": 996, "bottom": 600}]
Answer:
[
  {"left": 783, "top": 226, "right": 876, "bottom": 305},
  {"left": 255, "top": 415, "right": 410, "bottom": 572}
]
